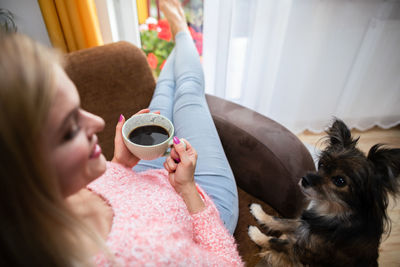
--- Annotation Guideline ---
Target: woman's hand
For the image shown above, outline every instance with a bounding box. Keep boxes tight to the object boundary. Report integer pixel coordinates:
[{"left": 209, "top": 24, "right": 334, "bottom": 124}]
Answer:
[
  {"left": 111, "top": 109, "right": 160, "bottom": 168},
  {"left": 164, "top": 137, "right": 197, "bottom": 192},
  {"left": 164, "top": 138, "right": 205, "bottom": 213}
]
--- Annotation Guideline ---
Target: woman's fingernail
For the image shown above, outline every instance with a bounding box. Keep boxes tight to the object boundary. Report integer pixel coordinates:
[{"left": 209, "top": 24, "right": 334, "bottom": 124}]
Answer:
[
  {"left": 173, "top": 136, "right": 180, "bottom": 144},
  {"left": 174, "top": 158, "right": 181, "bottom": 163},
  {"left": 119, "top": 114, "right": 124, "bottom": 122}
]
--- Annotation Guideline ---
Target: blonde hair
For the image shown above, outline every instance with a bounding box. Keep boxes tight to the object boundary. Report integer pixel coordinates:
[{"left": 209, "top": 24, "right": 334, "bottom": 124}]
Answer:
[{"left": 0, "top": 32, "right": 101, "bottom": 266}]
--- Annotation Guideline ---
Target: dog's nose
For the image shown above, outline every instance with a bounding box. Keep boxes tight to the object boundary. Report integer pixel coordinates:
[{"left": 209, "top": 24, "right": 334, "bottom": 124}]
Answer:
[
  {"left": 301, "top": 176, "right": 310, "bottom": 188},
  {"left": 302, "top": 173, "right": 322, "bottom": 187}
]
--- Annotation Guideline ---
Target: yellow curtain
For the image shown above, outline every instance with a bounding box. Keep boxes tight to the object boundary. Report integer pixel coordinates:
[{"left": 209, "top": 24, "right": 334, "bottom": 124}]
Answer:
[
  {"left": 136, "top": 0, "right": 149, "bottom": 24},
  {"left": 37, "top": 0, "right": 68, "bottom": 52},
  {"left": 38, "top": 0, "right": 103, "bottom": 52},
  {"left": 76, "top": 0, "right": 103, "bottom": 48},
  {"left": 54, "top": 0, "right": 77, "bottom": 51}
]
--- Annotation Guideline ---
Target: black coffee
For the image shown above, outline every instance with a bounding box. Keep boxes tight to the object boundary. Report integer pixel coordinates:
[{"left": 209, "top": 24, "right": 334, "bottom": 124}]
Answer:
[{"left": 128, "top": 125, "right": 169, "bottom": 146}]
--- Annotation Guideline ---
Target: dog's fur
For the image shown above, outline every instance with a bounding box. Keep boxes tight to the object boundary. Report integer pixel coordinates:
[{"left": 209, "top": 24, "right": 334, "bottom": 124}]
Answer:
[{"left": 248, "top": 119, "right": 400, "bottom": 267}]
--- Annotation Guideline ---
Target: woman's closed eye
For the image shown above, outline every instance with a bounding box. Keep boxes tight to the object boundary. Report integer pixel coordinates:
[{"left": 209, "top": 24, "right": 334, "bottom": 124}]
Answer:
[
  {"left": 63, "top": 124, "right": 80, "bottom": 141},
  {"left": 63, "top": 111, "right": 81, "bottom": 142}
]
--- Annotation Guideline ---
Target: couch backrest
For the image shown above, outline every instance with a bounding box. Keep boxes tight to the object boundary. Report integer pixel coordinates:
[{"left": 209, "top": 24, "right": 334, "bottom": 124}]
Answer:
[{"left": 65, "top": 42, "right": 156, "bottom": 160}]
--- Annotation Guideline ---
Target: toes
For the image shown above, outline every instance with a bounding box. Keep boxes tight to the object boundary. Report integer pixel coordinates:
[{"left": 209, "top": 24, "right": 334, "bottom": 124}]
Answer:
[
  {"left": 248, "top": 225, "right": 261, "bottom": 236},
  {"left": 249, "top": 203, "right": 263, "bottom": 217},
  {"left": 248, "top": 225, "right": 269, "bottom": 246},
  {"left": 159, "top": 0, "right": 187, "bottom": 37}
]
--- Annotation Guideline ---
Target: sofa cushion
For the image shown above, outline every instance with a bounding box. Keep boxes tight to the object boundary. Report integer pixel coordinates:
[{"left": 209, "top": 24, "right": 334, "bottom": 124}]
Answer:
[{"left": 234, "top": 187, "right": 280, "bottom": 265}]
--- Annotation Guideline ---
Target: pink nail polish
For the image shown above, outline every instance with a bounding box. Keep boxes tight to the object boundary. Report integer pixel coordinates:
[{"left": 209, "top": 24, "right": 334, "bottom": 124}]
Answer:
[
  {"left": 173, "top": 136, "right": 180, "bottom": 144},
  {"left": 174, "top": 158, "right": 181, "bottom": 163},
  {"left": 118, "top": 114, "right": 123, "bottom": 122}
]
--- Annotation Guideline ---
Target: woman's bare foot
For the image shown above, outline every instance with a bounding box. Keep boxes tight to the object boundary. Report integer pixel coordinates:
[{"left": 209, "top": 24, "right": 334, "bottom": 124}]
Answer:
[{"left": 159, "top": 0, "right": 188, "bottom": 38}]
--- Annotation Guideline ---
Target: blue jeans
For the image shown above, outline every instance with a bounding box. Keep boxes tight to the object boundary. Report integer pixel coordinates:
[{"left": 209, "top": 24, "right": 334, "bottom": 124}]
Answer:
[{"left": 133, "top": 32, "right": 239, "bottom": 234}]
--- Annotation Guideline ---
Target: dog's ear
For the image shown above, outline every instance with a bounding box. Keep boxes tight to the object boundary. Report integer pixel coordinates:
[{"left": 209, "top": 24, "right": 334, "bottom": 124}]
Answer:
[
  {"left": 368, "top": 145, "right": 400, "bottom": 195},
  {"left": 326, "top": 118, "right": 358, "bottom": 149}
]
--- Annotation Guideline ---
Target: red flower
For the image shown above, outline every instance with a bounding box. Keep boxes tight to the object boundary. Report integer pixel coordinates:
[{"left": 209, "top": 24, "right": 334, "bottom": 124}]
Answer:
[
  {"left": 157, "top": 19, "right": 172, "bottom": 41},
  {"left": 188, "top": 26, "right": 203, "bottom": 55},
  {"left": 158, "top": 29, "right": 172, "bottom": 41},
  {"left": 148, "top": 23, "right": 157, "bottom": 31},
  {"left": 160, "top": 59, "right": 166, "bottom": 70},
  {"left": 194, "top": 31, "right": 203, "bottom": 42},
  {"left": 195, "top": 39, "right": 203, "bottom": 55},
  {"left": 147, "top": 53, "right": 158, "bottom": 69},
  {"left": 188, "top": 27, "right": 201, "bottom": 40},
  {"left": 157, "top": 19, "right": 170, "bottom": 31},
  {"left": 188, "top": 26, "right": 196, "bottom": 37}
]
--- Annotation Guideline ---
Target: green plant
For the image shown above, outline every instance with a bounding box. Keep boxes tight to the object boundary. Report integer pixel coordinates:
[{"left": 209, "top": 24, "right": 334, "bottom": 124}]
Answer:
[
  {"left": 140, "top": 0, "right": 204, "bottom": 78},
  {"left": 140, "top": 18, "right": 174, "bottom": 77}
]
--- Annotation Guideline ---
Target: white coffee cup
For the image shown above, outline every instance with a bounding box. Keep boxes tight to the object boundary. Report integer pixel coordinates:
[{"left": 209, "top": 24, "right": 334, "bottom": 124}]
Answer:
[{"left": 122, "top": 113, "right": 184, "bottom": 160}]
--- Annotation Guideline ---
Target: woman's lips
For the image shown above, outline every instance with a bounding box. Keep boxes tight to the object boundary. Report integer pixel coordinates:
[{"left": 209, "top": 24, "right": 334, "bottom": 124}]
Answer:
[{"left": 90, "top": 143, "right": 102, "bottom": 159}]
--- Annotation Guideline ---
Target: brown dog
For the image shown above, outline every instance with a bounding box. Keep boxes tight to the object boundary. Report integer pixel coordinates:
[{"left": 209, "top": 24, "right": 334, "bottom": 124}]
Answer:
[{"left": 248, "top": 119, "right": 400, "bottom": 267}]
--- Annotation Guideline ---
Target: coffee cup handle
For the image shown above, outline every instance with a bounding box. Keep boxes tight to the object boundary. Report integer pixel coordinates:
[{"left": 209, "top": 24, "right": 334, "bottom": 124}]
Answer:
[{"left": 163, "top": 138, "right": 186, "bottom": 157}]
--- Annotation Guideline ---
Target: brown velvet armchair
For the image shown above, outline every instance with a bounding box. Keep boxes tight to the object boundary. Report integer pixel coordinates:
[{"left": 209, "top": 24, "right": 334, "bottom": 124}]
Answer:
[{"left": 65, "top": 42, "right": 315, "bottom": 266}]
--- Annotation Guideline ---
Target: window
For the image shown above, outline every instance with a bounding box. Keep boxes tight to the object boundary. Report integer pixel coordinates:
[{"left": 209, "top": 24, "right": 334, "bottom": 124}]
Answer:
[{"left": 137, "top": 0, "right": 204, "bottom": 77}]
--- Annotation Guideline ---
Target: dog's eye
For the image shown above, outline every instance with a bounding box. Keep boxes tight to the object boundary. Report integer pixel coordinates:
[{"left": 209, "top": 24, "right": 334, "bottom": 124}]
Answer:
[
  {"left": 318, "top": 162, "right": 324, "bottom": 170},
  {"left": 331, "top": 176, "right": 346, "bottom": 187}
]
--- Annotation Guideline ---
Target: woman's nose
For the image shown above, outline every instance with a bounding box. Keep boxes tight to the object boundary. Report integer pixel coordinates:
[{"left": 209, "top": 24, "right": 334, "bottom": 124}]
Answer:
[{"left": 81, "top": 110, "right": 105, "bottom": 139}]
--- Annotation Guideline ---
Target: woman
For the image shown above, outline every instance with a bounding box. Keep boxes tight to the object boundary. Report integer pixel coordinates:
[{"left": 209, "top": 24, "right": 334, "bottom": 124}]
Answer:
[{"left": 0, "top": 0, "right": 241, "bottom": 265}]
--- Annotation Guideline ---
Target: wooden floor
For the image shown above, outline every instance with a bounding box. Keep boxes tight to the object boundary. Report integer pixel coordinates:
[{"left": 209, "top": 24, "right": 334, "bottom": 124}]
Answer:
[{"left": 297, "top": 125, "right": 400, "bottom": 266}]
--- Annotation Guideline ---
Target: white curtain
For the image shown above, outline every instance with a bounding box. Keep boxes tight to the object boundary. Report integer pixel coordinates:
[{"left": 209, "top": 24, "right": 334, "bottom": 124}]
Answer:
[{"left": 203, "top": 0, "right": 400, "bottom": 134}]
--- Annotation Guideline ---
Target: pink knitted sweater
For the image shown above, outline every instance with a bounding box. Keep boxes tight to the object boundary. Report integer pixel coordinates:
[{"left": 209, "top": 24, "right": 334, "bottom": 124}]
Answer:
[{"left": 87, "top": 162, "right": 243, "bottom": 266}]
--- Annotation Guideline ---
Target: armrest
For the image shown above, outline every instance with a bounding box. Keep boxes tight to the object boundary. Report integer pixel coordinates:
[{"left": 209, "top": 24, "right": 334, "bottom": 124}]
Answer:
[
  {"left": 206, "top": 94, "right": 315, "bottom": 218},
  {"left": 65, "top": 42, "right": 156, "bottom": 160}
]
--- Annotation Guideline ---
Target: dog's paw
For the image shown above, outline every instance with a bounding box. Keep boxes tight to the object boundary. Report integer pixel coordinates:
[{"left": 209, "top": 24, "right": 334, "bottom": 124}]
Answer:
[
  {"left": 250, "top": 203, "right": 264, "bottom": 218},
  {"left": 250, "top": 203, "right": 272, "bottom": 225},
  {"left": 248, "top": 225, "right": 270, "bottom": 246},
  {"left": 248, "top": 225, "right": 262, "bottom": 242}
]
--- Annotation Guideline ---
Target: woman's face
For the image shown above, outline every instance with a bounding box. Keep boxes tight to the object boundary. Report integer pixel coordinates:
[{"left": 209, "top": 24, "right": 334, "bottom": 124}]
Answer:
[{"left": 42, "top": 65, "right": 107, "bottom": 197}]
